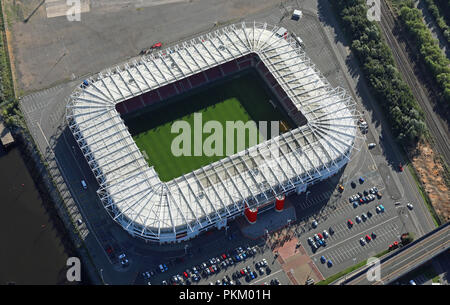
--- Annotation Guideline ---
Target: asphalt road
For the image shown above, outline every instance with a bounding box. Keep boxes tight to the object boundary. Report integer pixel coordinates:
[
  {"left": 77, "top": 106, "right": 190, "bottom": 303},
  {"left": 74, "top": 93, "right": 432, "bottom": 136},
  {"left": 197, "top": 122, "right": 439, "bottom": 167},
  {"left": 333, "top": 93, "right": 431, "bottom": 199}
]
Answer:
[{"left": 345, "top": 223, "right": 449, "bottom": 285}]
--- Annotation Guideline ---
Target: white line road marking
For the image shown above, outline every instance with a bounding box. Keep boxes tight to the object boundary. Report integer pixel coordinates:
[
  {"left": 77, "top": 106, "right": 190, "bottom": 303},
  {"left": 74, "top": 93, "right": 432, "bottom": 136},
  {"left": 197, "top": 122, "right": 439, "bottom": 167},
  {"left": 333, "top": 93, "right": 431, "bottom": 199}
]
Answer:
[
  {"left": 311, "top": 215, "right": 399, "bottom": 258},
  {"left": 250, "top": 268, "right": 284, "bottom": 285}
]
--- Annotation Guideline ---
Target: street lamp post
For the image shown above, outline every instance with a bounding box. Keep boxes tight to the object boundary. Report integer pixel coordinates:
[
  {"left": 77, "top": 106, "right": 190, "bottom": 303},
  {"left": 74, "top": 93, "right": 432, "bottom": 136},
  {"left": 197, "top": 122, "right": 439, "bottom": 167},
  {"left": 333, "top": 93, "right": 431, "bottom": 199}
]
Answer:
[{"left": 99, "top": 268, "right": 107, "bottom": 285}]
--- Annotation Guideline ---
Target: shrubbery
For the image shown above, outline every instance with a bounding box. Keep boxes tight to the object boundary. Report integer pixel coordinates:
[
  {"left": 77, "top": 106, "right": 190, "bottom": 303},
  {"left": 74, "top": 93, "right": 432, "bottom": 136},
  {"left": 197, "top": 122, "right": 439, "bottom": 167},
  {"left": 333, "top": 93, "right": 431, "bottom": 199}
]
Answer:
[
  {"left": 333, "top": 0, "right": 426, "bottom": 145},
  {"left": 424, "top": 0, "right": 450, "bottom": 45},
  {"left": 0, "top": 4, "right": 14, "bottom": 105},
  {"left": 0, "top": 2, "right": 18, "bottom": 127}
]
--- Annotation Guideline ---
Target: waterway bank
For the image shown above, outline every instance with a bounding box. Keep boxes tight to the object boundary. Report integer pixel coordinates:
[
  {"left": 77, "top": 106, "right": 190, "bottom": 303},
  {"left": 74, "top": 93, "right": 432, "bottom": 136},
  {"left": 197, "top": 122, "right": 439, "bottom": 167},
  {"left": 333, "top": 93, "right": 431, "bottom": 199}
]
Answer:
[{"left": 0, "top": 144, "right": 79, "bottom": 284}]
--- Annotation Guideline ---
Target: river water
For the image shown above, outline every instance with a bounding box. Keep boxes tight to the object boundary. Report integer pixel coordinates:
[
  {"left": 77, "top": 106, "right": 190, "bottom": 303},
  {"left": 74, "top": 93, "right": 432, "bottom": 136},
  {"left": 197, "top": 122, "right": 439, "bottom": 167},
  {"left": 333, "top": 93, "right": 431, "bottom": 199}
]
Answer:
[{"left": 0, "top": 145, "right": 72, "bottom": 284}]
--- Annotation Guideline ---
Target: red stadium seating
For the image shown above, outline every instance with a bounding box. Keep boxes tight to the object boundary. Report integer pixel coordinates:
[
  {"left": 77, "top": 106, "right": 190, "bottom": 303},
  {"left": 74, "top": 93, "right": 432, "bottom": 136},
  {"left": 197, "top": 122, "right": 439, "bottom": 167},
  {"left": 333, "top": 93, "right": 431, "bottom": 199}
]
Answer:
[
  {"left": 188, "top": 72, "right": 207, "bottom": 87},
  {"left": 204, "top": 66, "right": 223, "bottom": 81},
  {"left": 115, "top": 102, "right": 128, "bottom": 115},
  {"left": 221, "top": 60, "right": 239, "bottom": 75},
  {"left": 142, "top": 90, "right": 160, "bottom": 106}
]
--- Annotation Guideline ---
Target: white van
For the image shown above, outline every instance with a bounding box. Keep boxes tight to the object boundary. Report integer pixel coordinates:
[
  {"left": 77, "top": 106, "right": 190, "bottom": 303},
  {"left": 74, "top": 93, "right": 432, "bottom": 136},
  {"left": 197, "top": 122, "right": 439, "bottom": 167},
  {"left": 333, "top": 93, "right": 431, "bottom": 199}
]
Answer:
[
  {"left": 275, "top": 27, "right": 288, "bottom": 38},
  {"left": 81, "top": 180, "right": 87, "bottom": 189}
]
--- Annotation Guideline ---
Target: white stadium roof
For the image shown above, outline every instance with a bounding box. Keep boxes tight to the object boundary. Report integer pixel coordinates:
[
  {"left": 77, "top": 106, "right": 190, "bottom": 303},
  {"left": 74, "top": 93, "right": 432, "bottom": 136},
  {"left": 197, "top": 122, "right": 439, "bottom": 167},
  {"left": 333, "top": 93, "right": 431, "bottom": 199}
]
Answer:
[{"left": 66, "top": 22, "right": 361, "bottom": 242}]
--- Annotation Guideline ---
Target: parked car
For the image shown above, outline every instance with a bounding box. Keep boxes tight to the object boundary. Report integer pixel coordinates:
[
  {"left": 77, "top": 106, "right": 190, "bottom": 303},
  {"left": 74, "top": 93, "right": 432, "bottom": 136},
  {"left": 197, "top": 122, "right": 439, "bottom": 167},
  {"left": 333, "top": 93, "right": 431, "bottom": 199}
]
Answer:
[
  {"left": 323, "top": 230, "right": 329, "bottom": 238},
  {"left": 327, "top": 260, "right": 333, "bottom": 267},
  {"left": 356, "top": 216, "right": 362, "bottom": 223},
  {"left": 312, "top": 220, "right": 318, "bottom": 228},
  {"left": 371, "top": 232, "right": 377, "bottom": 239},
  {"left": 365, "top": 234, "right": 371, "bottom": 242},
  {"left": 118, "top": 253, "right": 129, "bottom": 267},
  {"left": 407, "top": 203, "right": 414, "bottom": 210},
  {"left": 258, "top": 267, "right": 265, "bottom": 275},
  {"left": 361, "top": 213, "right": 367, "bottom": 221},
  {"left": 360, "top": 238, "right": 366, "bottom": 246},
  {"left": 347, "top": 219, "right": 353, "bottom": 227},
  {"left": 320, "top": 256, "right": 326, "bottom": 264},
  {"left": 368, "top": 143, "right": 376, "bottom": 149},
  {"left": 329, "top": 227, "right": 334, "bottom": 235},
  {"left": 158, "top": 264, "right": 168, "bottom": 273}
]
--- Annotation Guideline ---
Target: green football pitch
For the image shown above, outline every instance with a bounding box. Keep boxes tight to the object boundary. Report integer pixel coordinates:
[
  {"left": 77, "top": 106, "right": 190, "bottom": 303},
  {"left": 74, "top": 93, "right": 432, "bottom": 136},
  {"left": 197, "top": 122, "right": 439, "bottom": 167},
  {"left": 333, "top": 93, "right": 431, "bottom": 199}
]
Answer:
[{"left": 124, "top": 71, "right": 292, "bottom": 181}]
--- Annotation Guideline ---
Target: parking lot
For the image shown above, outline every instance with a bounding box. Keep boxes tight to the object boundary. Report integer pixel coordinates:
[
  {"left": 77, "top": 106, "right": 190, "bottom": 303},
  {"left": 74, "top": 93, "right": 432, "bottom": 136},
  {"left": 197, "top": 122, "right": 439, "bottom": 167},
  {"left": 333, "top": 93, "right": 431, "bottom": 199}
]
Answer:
[
  {"left": 136, "top": 243, "right": 292, "bottom": 286},
  {"left": 287, "top": 140, "right": 419, "bottom": 278}
]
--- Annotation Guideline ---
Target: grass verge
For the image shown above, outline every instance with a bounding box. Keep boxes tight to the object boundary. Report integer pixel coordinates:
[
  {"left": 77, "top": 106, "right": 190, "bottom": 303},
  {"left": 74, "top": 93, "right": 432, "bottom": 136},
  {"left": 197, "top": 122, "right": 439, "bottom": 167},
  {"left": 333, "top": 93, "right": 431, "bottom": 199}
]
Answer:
[{"left": 407, "top": 164, "right": 441, "bottom": 227}]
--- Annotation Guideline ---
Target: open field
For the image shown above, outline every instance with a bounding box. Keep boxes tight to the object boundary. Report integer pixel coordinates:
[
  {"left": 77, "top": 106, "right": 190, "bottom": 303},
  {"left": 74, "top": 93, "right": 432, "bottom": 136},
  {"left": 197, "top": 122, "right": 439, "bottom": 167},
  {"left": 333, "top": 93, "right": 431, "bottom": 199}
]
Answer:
[{"left": 126, "top": 71, "right": 291, "bottom": 181}]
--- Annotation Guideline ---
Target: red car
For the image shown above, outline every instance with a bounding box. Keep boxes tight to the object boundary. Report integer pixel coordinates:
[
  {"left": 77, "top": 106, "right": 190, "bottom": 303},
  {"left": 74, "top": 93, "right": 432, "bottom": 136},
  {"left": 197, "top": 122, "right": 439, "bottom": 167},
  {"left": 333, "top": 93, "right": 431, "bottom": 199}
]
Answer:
[
  {"left": 152, "top": 42, "right": 162, "bottom": 49},
  {"left": 398, "top": 163, "right": 403, "bottom": 172},
  {"left": 240, "top": 269, "right": 245, "bottom": 276},
  {"left": 221, "top": 253, "right": 227, "bottom": 259},
  {"left": 347, "top": 219, "right": 353, "bottom": 226},
  {"left": 209, "top": 266, "right": 214, "bottom": 273},
  {"left": 317, "top": 233, "right": 323, "bottom": 240},
  {"left": 183, "top": 272, "right": 189, "bottom": 279},
  {"left": 365, "top": 234, "right": 371, "bottom": 242}
]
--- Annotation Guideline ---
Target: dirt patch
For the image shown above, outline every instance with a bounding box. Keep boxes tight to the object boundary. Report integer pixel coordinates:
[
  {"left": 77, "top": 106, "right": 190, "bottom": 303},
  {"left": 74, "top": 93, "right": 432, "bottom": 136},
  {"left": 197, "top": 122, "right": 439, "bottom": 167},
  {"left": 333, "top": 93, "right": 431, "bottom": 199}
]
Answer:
[{"left": 410, "top": 140, "right": 449, "bottom": 223}]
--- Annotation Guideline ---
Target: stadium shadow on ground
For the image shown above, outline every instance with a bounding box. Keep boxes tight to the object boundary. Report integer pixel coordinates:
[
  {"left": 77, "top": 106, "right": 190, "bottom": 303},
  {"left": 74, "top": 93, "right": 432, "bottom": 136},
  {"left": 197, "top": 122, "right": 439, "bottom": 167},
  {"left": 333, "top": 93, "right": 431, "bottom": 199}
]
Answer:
[{"left": 119, "top": 68, "right": 302, "bottom": 181}]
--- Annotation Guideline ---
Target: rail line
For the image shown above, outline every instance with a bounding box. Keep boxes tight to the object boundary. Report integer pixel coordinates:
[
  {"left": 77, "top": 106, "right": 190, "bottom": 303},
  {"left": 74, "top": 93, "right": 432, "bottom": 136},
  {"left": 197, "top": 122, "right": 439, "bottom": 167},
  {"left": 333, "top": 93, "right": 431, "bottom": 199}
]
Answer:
[{"left": 380, "top": 0, "right": 450, "bottom": 165}]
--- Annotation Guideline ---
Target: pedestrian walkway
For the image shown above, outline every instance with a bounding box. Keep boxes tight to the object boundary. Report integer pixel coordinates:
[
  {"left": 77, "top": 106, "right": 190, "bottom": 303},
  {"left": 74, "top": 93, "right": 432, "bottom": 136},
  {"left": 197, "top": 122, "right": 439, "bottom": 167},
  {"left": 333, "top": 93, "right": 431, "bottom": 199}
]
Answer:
[{"left": 238, "top": 201, "right": 296, "bottom": 240}]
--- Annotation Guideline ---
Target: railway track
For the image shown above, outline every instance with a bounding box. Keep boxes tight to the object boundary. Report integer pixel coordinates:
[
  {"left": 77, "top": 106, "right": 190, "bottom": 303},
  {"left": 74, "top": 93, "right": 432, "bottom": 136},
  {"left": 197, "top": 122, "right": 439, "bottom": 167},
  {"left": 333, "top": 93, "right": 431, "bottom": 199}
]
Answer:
[{"left": 379, "top": 0, "right": 450, "bottom": 165}]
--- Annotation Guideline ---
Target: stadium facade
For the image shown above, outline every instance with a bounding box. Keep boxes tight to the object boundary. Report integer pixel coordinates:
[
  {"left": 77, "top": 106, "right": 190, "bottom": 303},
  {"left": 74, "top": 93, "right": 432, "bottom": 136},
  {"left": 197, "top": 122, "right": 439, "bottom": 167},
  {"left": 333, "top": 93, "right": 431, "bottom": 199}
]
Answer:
[{"left": 66, "top": 22, "right": 360, "bottom": 243}]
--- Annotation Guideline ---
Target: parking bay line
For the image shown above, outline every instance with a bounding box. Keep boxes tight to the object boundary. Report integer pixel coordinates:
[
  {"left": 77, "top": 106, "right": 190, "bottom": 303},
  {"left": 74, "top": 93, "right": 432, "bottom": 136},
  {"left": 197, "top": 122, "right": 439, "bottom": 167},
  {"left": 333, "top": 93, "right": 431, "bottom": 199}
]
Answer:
[
  {"left": 250, "top": 268, "right": 284, "bottom": 285},
  {"left": 311, "top": 215, "right": 399, "bottom": 258}
]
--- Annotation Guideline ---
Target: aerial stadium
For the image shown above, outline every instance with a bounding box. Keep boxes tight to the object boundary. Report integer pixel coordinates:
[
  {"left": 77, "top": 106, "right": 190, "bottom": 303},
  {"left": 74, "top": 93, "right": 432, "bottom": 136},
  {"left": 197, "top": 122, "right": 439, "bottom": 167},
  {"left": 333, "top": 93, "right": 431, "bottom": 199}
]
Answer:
[{"left": 66, "top": 22, "right": 361, "bottom": 244}]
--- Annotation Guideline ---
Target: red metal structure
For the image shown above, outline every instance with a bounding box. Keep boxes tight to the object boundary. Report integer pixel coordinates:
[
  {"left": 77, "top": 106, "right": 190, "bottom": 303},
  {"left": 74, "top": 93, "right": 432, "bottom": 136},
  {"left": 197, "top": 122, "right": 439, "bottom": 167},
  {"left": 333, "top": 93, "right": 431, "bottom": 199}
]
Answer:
[
  {"left": 244, "top": 203, "right": 258, "bottom": 224},
  {"left": 275, "top": 194, "right": 285, "bottom": 212}
]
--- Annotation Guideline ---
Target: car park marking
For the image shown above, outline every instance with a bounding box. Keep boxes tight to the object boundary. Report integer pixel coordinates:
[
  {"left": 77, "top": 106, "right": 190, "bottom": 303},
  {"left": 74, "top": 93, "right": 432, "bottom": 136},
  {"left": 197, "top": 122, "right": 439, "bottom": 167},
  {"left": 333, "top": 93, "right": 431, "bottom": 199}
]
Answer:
[
  {"left": 310, "top": 215, "right": 399, "bottom": 257},
  {"left": 250, "top": 268, "right": 284, "bottom": 285}
]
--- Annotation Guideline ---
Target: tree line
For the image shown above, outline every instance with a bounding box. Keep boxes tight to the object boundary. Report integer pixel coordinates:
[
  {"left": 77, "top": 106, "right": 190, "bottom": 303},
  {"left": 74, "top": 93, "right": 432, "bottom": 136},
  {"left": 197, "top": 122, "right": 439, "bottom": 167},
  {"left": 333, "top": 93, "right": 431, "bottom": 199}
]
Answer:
[
  {"left": 424, "top": 0, "right": 450, "bottom": 45},
  {"left": 332, "top": 0, "right": 427, "bottom": 145}
]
